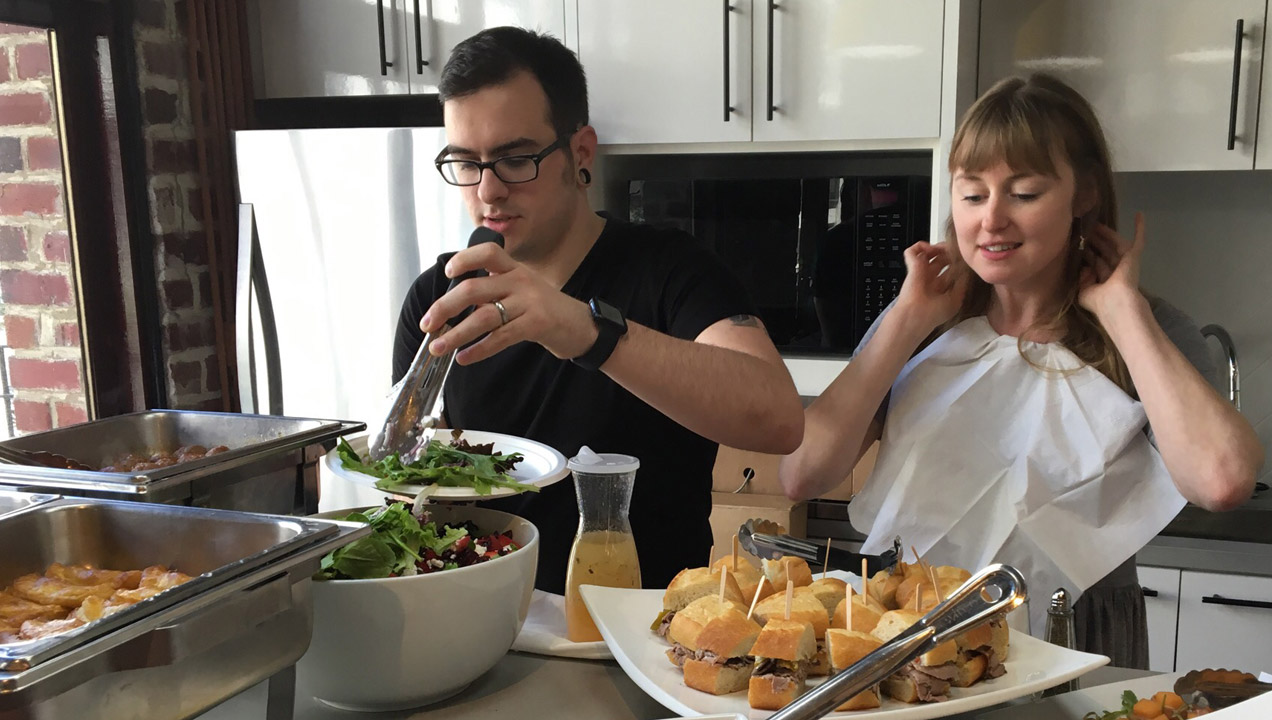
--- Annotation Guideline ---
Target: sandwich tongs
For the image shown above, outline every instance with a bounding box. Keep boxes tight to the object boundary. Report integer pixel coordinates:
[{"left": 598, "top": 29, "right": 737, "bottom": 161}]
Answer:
[
  {"left": 767, "top": 563, "right": 1029, "bottom": 720},
  {"left": 738, "top": 519, "right": 902, "bottom": 577}
]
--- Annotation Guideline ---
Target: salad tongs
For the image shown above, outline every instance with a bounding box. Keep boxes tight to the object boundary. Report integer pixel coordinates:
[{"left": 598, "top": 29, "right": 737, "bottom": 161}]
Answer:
[
  {"left": 768, "top": 563, "right": 1028, "bottom": 720},
  {"left": 368, "top": 227, "right": 504, "bottom": 463}
]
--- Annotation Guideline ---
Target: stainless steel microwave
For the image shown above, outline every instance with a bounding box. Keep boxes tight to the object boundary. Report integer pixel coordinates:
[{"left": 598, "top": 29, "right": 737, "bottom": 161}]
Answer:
[{"left": 600, "top": 152, "right": 932, "bottom": 356}]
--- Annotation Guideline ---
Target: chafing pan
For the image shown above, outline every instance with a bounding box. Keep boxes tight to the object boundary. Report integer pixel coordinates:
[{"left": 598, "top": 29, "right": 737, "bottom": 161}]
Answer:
[
  {"left": 0, "top": 497, "right": 369, "bottom": 720},
  {"left": 0, "top": 410, "right": 364, "bottom": 514}
]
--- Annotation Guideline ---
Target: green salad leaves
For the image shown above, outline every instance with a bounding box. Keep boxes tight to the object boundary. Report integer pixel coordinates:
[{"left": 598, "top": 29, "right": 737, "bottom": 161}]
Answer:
[
  {"left": 337, "top": 436, "right": 536, "bottom": 495},
  {"left": 317, "top": 503, "right": 468, "bottom": 580},
  {"left": 1083, "top": 691, "right": 1143, "bottom": 720}
]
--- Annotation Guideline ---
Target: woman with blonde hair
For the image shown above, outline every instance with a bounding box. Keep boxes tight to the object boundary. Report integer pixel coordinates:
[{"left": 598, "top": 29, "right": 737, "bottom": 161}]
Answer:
[{"left": 779, "top": 74, "right": 1262, "bottom": 667}]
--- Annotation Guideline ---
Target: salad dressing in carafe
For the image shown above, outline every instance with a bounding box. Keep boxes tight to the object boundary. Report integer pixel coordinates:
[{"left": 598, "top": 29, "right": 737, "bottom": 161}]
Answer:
[{"left": 563, "top": 447, "right": 641, "bottom": 643}]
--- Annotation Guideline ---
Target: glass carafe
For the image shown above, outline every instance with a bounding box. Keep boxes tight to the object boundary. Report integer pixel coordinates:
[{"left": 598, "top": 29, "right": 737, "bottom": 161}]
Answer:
[{"left": 563, "top": 446, "right": 642, "bottom": 642}]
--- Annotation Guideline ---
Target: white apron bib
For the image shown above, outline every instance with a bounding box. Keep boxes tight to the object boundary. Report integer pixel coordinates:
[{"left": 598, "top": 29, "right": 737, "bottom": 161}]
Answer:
[{"left": 849, "top": 317, "right": 1186, "bottom": 637}]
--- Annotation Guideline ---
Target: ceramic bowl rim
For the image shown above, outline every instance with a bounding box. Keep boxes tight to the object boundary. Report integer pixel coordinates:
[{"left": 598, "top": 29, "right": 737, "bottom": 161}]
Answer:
[{"left": 310, "top": 504, "right": 539, "bottom": 586}]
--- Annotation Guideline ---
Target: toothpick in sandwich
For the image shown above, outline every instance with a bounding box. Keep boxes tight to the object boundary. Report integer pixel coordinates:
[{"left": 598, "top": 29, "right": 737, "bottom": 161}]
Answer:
[
  {"left": 718, "top": 565, "right": 729, "bottom": 601},
  {"left": 747, "top": 576, "right": 769, "bottom": 621},
  {"left": 822, "top": 537, "right": 832, "bottom": 578},
  {"left": 732, "top": 534, "right": 739, "bottom": 572},
  {"left": 784, "top": 579, "right": 794, "bottom": 621}
]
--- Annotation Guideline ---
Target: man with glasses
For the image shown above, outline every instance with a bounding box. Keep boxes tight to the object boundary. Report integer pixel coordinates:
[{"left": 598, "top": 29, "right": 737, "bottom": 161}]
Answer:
[{"left": 393, "top": 27, "right": 804, "bottom": 593}]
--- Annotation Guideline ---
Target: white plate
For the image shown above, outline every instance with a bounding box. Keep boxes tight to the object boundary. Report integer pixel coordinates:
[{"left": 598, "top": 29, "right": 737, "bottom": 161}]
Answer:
[
  {"left": 1018, "top": 671, "right": 1272, "bottom": 720},
  {"left": 511, "top": 590, "right": 613, "bottom": 660},
  {"left": 324, "top": 431, "right": 569, "bottom": 500},
  {"left": 580, "top": 570, "right": 1110, "bottom": 719}
]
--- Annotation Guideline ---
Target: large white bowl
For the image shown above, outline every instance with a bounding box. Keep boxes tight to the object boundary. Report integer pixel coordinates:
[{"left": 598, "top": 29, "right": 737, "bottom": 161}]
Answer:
[{"left": 295, "top": 504, "right": 539, "bottom": 711}]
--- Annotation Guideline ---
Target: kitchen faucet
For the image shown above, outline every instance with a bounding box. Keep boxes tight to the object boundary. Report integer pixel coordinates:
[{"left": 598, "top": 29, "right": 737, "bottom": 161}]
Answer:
[{"left": 1200, "top": 324, "right": 1240, "bottom": 411}]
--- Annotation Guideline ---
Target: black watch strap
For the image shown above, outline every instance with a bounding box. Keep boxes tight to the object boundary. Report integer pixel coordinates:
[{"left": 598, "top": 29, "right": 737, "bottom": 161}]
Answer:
[{"left": 572, "top": 298, "right": 627, "bottom": 371}]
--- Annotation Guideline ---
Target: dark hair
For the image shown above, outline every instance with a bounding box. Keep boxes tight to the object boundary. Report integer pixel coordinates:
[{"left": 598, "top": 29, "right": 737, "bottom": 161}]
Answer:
[{"left": 439, "top": 26, "right": 589, "bottom": 141}]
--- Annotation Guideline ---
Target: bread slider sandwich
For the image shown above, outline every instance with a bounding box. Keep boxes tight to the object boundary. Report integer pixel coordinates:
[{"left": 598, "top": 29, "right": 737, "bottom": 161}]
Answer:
[
  {"left": 950, "top": 616, "right": 1009, "bottom": 687},
  {"left": 762, "top": 556, "right": 814, "bottom": 590},
  {"left": 711, "top": 556, "right": 773, "bottom": 605},
  {"left": 753, "top": 589, "right": 832, "bottom": 676},
  {"left": 805, "top": 576, "right": 849, "bottom": 616},
  {"left": 748, "top": 618, "right": 816, "bottom": 710},
  {"left": 652, "top": 566, "right": 745, "bottom": 641},
  {"left": 825, "top": 628, "right": 885, "bottom": 710},
  {"left": 871, "top": 609, "right": 959, "bottom": 703},
  {"left": 663, "top": 595, "right": 761, "bottom": 694}
]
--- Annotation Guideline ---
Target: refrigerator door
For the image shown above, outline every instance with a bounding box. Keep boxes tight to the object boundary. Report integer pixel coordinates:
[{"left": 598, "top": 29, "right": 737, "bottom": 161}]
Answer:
[{"left": 233, "top": 127, "right": 473, "bottom": 442}]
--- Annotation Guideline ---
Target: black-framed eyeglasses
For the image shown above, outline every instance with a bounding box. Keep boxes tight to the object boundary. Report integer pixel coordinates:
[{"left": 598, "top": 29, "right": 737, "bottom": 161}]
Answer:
[{"left": 435, "top": 137, "right": 567, "bottom": 187}]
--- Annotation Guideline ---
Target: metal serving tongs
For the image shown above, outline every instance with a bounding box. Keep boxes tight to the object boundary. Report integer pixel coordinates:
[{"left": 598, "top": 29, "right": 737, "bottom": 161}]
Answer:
[
  {"left": 368, "top": 227, "right": 505, "bottom": 463},
  {"left": 768, "top": 563, "right": 1029, "bottom": 720},
  {"left": 738, "top": 518, "right": 902, "bottom": 577}
]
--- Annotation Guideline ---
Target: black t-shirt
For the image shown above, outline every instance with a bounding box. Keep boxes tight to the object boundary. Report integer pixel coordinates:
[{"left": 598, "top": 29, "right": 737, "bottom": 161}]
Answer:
[{"left": 392, "top": 217, "right": 756, "bottom": 593}]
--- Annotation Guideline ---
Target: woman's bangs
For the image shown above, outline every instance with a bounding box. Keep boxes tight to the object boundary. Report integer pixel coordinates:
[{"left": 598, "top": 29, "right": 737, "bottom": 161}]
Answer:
[{"left": 950, "top": 99, "right": 1059, "bottom": 178}]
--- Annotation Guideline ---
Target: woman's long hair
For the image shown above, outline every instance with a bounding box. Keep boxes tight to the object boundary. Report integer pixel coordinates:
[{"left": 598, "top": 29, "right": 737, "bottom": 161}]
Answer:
[{"left": 942, "top": 73, "right": 1134, "bottom": 396}]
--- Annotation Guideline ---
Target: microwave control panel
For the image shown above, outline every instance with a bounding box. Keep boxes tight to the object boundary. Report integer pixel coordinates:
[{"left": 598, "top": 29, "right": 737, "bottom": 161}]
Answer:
[{"left": 854, "top": 187, "right": 915, "bottom": 345}]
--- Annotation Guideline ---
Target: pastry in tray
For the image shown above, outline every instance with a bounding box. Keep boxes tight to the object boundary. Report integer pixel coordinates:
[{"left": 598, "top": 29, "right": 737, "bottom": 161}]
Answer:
[{"left": 0, "top": 563, "right": 193, "bottom": 644}]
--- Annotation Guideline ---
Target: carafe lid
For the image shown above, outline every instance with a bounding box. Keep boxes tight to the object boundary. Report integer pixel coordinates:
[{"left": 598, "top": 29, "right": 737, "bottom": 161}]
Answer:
[{"left": 568, "top": 445, "right": 640, "bottom": 475}]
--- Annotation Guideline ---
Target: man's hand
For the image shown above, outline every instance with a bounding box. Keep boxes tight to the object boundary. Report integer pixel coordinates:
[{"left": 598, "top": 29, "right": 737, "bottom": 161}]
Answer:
[{"left": 419, "top": 243, "right": 598, "bottom": 365}]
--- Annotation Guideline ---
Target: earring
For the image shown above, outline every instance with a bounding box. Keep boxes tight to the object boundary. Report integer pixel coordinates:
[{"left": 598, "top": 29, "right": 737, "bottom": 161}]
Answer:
[
  {"left": 1078, "top": 235, "right": 1087, "bottom": 251},
  {"left": 579, "top": 168, "right": 592, "bottom": 185}
]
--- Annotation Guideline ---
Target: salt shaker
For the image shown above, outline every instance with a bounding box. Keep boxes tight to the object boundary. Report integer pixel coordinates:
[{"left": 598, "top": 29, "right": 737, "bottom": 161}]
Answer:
[{"left": 1040, "top": 588, "right": 1078, "bottom": 697}]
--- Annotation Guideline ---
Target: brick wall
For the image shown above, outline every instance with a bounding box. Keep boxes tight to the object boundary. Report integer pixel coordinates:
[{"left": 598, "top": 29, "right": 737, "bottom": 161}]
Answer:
[
  {"left": 0, "top": 24, "right": 86, "bottom": 435},
  {"left": 136, "top": 0, "right": 223, "bottom": 411},
  {"left": 0, "top": 3, "right": 228, "bottom": 436}
]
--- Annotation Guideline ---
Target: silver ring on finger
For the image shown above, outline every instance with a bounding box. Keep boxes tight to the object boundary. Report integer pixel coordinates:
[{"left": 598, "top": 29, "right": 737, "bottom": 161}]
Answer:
[{"left": 492, "top": 299, "right": 509, "bottom": 326}]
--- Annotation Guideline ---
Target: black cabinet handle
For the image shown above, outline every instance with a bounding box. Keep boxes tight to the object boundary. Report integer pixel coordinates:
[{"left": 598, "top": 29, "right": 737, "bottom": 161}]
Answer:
[
  {"left": 1227, "top": 18, "right": 1244, "bottom": 150},
  {"left": 413, "top": 0, "right": 429, "bottom": 73},
  {"left": 1141, "top": 587, "right": 1159, "bottom": 598},
  {"left": 376, "top": 0, "right": 393, "bottom": 76},
  {"left": 766, "top": 0, "right": 777, "bottom": 121},
  {"left": 1203, "top": 594, "right": 1272, "bottom": 610},
  {"left": 723, "top": 1, "right": 734, "bottom": 121}
]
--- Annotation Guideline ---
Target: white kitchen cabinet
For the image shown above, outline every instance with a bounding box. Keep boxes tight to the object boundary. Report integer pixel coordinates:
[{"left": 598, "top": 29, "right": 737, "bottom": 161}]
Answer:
[
  {"left": 1176, "top": 570, "right": 1272, "bottom": 672},
  {"left": 751, "top": 0, "right": 944, "bottom": 143},
  {"left": 252, "top": 0, "right": 566, "bottom": 99},
  {"left": 1140, "top": 566, "right": 1182, "bottom": 673},
  {"left": 979, "top": 0, "right": 1266, "bottom": 172},
  {"left": 580, "top": 0, "right": 944, "bottom": 145},
  {"left": 578, "top": 0, "right": 754, "bottom": 144},
  {"left": 254, "top": 0, "right": 411, "bottom": 97},
  {"left": 1259, "top": 13, "right": 1272, "bottom": 169}
]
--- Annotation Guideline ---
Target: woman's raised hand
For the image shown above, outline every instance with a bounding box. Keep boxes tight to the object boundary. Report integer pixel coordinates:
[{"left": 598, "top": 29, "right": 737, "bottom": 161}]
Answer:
[
  {"left": 895, "top": 241, "right": 969, "bottom": 334},
  {"left": 1078, "top": 211, "right": 1146, "bottom": 320}
]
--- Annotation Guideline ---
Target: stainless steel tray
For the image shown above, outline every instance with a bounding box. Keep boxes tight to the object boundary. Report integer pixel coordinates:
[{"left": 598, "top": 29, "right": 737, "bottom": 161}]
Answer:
[
  {"left": 0, "top": 497, "right": 340, "bottom": 672},
  {"left": 0, "top": 410, "right": 362, "bottom": 501},
  {"left": 0, "top": 506, "right": 369, "bottom": 720},
  {"left": 0, "top": 491, "right": 56, "bottom": 521}
]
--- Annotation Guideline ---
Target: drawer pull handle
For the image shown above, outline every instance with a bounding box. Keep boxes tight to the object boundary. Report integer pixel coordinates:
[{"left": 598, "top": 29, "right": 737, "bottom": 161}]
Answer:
[
  {"left": 1141, "top": 587, "right": 1159, "bottom": 598},
  {"left": 1202, "top": 594, "right": 1272, "bottom": 610}
]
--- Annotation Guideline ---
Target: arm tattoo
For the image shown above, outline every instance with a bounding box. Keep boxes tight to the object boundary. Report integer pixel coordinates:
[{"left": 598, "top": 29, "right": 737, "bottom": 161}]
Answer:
[{"left": 729, "top": 314, "right": 761, "bottom": 328}]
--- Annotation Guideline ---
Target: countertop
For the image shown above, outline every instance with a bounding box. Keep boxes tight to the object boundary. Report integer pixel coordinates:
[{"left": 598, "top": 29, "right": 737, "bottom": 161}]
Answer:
[{"left": 202, "top": 653, "right": 1154, "bottom": 720}]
